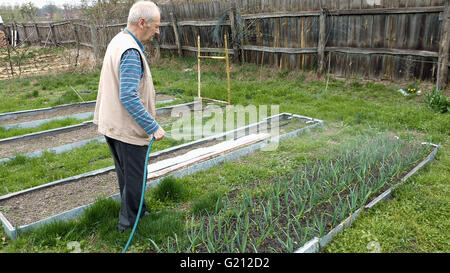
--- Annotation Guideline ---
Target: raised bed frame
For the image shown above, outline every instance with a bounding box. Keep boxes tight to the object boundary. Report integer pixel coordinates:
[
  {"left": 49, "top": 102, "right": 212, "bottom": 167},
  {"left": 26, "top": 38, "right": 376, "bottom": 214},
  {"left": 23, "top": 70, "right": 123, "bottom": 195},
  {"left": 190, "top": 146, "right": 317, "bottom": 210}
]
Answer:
[
  {"left": 0, "top": 98, "right": 178, "bottom": 122},
  {"left": 0, "top": 112, "right": 323, "bottom": 240},
  {"left": 0, "top": 101, "right": 201, "bottom": 164},
  {"left": 294, "top": 142, "right": 440, "bottom": 253},
  {"left": 0, "top": 101, "right": 199, "bottom": 146}
]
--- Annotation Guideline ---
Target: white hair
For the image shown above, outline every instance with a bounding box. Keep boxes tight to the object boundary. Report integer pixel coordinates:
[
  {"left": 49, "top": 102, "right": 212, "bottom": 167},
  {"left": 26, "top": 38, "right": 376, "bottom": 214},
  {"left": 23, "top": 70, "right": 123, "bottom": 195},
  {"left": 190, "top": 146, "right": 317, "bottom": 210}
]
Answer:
[{"left": 127, "top": 1, "right": 160, "bottom": 26}]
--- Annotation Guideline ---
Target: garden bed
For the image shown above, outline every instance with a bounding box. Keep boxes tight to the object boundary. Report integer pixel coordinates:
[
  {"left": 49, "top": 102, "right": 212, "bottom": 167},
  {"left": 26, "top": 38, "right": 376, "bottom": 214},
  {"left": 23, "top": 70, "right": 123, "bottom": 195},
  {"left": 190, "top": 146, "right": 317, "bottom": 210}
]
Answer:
[
  {"left": 296, "top": 142, "right": 440, "bottom": 253},
  {"left": 0, "top": 125, "right": 101, "bottom": 159},
  {"left": 0, "top": 101, "right": 200, "bottom": 159},
  {"left": 0, "top": 102, "right": 95, "bottom": 126},
  {"left": 0, "top": 94, "right": 176, "bottom": 126},
  {"left": 145, "top": 134, "right": 438, "bottom": 253},
  {"left": 0, "top": 112, "right": 178, "bottom": 160},
  {"left": 0, "top": 113, "right": 321, "bottom": 239}
]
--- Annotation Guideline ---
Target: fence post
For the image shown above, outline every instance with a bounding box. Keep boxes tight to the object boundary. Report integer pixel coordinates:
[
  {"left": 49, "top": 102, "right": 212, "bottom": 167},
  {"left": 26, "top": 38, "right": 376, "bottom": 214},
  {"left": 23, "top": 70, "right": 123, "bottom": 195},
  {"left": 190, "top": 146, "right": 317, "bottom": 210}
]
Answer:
[
  {"left": 34, "top": 23, "right": 40, "bottom": 45},
  {"left": 22, "top": 24, "right": 29, "bottom": 46},
  {"left": 317, "top": 8, "right": 327, "bottom": 76},
  {"left": 12, "top": 22, "right": 16, "bottom": 47},
  {"left": 72, "top": 22, "right": 80, "bottom": 66},
  {"left": 437, "top": 0, "right": 449, "bottom": 90},
  {"left": 49, "top": 23, "right": 57, "bottom": 45},
  {"left": 90, "top": 24, "right": 100, "bottom": 67},
  {"left": 170, "top": 12, "right": 182, "bottom": 57},
  {"left": 229, "top": 5, "right": 239, "bottom": 63},
  {"left": 236, "top": 3, "right": 245, "bottom": 63}
]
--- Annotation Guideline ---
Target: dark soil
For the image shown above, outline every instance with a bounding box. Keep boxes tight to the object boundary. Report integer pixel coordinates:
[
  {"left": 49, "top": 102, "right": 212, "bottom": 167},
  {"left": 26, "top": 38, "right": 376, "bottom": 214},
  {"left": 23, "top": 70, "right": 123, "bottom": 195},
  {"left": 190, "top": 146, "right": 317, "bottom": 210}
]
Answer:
[
  {"left": 0, "top": 137, "right": 224, "bottom": 226},
  {"left": 0, "top": 112, "right": 179, "bottom": 159}
]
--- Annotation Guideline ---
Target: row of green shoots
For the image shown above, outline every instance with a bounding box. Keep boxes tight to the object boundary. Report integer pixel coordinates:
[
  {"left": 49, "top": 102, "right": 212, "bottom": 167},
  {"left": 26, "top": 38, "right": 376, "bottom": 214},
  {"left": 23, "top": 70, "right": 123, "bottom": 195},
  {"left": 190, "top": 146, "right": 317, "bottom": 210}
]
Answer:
[{"left": 151, "top": 133, "right": 431, "bottom": 253}]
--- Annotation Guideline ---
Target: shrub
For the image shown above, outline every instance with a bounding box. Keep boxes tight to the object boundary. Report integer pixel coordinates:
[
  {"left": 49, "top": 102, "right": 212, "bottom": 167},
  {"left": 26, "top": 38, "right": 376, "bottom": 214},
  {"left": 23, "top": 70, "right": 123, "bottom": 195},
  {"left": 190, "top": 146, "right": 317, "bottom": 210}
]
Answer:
[{"left": 424, "top": 88, "right": 449, "bottom": 113}]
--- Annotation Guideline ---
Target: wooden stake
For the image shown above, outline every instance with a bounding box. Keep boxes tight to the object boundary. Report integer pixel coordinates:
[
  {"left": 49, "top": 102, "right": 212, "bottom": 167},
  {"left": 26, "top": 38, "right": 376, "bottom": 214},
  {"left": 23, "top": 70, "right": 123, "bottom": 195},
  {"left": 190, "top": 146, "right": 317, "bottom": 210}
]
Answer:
[
  {"left": 201, "top": 97, "right": 228, "bottom": 104},
  {"left": 199, "top": 56, "right": 226, "bottom": 59},
  {"left": 197, "top": 35, "right": 201, "bottom": 100},
  {"left": 260, "top": 51, "right": 265, "bottom": 83},
  {"left": 225, "top": 34, "right": 231, "bottom": 105},
  {"left": 197, "top": 34, "right": 231, "bottom": 105}
]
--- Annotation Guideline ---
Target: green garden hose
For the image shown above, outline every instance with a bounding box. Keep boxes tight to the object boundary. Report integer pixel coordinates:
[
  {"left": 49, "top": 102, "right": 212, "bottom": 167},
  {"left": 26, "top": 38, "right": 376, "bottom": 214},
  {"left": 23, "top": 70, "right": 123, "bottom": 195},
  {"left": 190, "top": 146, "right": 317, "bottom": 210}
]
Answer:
[{"left": 122, "top": 137, "right": 155, "bottom": 253}]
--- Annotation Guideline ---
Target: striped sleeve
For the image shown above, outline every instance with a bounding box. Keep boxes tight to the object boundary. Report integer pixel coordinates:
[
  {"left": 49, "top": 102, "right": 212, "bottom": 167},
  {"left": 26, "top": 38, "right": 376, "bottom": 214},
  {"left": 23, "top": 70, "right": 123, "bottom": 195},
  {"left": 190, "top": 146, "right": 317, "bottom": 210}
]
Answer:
[{"left": 119, "top": 48, "right": 160, "bottom": 136}]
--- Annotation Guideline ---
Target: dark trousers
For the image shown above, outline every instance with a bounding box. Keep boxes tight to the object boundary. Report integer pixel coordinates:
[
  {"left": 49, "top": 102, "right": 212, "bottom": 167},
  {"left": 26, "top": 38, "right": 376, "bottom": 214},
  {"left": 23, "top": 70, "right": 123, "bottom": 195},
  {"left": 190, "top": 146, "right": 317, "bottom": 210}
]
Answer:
[{"left": 105, "top": 136, "right": 148, "bottom": 230}]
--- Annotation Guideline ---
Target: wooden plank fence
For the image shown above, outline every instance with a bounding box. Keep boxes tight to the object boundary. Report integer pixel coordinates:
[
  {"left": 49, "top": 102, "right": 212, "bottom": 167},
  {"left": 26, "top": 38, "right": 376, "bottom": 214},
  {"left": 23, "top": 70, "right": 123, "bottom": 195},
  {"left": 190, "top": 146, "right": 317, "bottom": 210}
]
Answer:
[{"left": 4, "top": 0, "right": 449, "bottom": 88}]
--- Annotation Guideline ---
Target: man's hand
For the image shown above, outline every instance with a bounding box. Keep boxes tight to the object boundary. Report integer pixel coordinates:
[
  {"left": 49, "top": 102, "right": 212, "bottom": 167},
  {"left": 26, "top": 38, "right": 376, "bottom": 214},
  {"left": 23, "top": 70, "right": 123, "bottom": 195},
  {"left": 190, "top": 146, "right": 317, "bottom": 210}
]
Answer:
[{"left": 153, "top": 127, "right": 165, "bottom": 141}]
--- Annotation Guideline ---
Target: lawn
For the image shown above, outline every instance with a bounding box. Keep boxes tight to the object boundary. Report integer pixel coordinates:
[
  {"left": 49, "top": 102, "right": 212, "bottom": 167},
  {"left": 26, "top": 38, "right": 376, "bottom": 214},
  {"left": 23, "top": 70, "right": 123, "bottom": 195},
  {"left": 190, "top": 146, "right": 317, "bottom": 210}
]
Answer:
[{"left": 0, "top": 53, "right": 448, "bottom": 253}]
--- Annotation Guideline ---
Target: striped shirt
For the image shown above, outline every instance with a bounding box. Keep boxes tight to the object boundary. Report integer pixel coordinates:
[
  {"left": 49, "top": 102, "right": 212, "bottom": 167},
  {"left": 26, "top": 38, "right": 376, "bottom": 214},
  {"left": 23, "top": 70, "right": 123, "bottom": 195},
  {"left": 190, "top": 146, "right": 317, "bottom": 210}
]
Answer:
[{"left": 119, "top": 28, "right": 159, "bottom": 136}]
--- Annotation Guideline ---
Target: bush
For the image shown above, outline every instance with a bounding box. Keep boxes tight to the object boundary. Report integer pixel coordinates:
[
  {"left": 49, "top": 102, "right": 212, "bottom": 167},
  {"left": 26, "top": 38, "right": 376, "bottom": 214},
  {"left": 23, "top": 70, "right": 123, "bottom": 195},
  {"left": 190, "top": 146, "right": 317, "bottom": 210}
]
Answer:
[{"left": 424, "top": 89, "right": 449, "bottom": 113}]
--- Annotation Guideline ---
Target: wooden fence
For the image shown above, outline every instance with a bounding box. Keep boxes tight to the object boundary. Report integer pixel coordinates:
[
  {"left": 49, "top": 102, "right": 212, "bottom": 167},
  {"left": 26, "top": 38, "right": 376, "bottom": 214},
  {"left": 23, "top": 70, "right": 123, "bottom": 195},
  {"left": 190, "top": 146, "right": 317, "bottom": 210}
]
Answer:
[{"left": 4, "top": 0, "right": 450, "bottom": 88}]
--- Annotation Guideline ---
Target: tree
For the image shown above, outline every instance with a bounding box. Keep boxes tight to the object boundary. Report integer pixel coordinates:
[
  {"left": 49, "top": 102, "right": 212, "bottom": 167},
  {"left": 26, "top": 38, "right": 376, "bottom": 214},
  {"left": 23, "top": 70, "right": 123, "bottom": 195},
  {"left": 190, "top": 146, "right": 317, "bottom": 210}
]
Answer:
[
  {"left": 0, "top": 5, "right": 19, "bottom": 23},
  {"left": 19, "top": 2, "right": 38, "bottom": 22},
  {"left": 79, "top": 0, "right": 136, "bottom": 24},
  {"left": 62, "top": 4, "right": 76, "bottom": 19}
]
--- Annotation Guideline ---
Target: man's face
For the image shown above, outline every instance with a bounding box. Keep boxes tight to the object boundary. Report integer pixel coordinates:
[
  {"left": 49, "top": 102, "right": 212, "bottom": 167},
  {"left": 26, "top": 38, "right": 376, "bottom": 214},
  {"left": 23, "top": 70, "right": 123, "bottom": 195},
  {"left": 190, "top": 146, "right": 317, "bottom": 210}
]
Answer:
[{"left": 142, "top": 13, "right": 160, "bottom": 43}]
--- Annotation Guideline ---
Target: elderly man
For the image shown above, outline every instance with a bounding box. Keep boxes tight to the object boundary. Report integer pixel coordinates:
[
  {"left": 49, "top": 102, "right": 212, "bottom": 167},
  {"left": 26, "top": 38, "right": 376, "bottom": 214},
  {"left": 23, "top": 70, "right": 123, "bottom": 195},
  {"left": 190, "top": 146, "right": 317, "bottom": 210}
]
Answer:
[{"left": 94, "top": 1, "right": 165, "bottom": 232}]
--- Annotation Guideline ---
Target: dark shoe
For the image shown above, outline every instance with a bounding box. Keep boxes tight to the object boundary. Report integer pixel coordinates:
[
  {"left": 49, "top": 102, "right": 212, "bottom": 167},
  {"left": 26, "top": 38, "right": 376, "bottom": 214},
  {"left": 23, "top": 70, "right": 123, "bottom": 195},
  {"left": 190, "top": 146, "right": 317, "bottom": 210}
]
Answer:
[
  {"left": 143, "top": 210, "right": 162, "bottom": 217},
  {"left": 118, "top": 225, "right": 130, "bottom": 233}
]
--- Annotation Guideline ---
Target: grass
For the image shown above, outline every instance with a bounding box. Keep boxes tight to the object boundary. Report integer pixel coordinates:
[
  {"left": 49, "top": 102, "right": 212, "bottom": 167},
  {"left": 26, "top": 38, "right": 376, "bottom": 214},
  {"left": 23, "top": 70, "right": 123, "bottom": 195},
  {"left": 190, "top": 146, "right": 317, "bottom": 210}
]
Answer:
[
  {"left": 1, "top": 198, "right": 186, "bottom": 253},
  {"left": 0, "top": 116, "right": 93, "bottom": 140},
  {"left": 0, "top": 53, "right": 448, "bottom": 253},
  {"left": 190, "top": 192, "right": 224, "bottom": 216},
  {"left": 0, "top": 62, "right": 193, "bottom": 114},
  {"left": 151, "top": 177, "right": 188, "bottom": 203},
  {"left": 0, "top": 72, "right": 100, "bottom": 113}
]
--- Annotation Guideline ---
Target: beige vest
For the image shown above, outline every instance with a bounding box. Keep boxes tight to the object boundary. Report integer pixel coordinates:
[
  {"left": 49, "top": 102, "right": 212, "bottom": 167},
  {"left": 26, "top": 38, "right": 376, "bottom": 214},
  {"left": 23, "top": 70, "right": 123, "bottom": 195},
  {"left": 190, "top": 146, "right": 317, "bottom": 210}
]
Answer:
[{"left": 93, "top": 30, "right": 156, "bottom": 146}]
